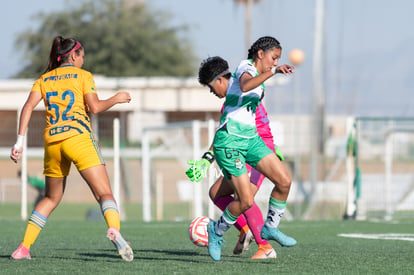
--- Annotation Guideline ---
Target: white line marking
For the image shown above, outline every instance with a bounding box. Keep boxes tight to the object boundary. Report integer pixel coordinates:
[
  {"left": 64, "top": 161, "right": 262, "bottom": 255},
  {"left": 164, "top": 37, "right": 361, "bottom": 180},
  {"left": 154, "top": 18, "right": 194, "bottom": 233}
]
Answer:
[{"left": 338, "top": 233, "right": 414, "bottom": 241}]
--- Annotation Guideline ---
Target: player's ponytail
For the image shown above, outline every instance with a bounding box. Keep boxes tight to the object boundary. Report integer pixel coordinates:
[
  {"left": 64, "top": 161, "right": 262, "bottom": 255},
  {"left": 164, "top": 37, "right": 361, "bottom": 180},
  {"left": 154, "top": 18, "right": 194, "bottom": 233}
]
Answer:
[
  {"left": 44, "top": 36, "right": 63, "bottom": 73},
  {"left": 44, "top": 36, "right": 82, "bottom": 73}
]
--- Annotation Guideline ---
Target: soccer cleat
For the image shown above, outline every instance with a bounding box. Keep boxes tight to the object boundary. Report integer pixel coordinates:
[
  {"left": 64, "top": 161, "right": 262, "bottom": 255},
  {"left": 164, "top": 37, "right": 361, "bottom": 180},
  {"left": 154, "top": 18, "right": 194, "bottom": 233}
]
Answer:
[
  {"left": 106, "top": 228, "right": 134, "bottom": 262},
  {"left": 10, "top": 244, "right": 31, "bottom": 260},
  {"left": 233, "top": 229, "right": 254, "bottom": 255},
  {"left": 261, "top": 225, "right": 297, "bottom": 247},
  {"left": 251, "top": 243, "right": 277, "bottom": 259},
  {"left": 207, "top": 221, "right": 224, "bottom": 261}
]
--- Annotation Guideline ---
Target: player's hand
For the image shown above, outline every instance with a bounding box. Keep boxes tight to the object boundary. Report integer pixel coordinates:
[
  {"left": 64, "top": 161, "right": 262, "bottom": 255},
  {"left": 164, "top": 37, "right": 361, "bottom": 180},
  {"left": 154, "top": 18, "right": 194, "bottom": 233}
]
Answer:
[
  {"left": 116, "top": 91, "right": 131, "bottom": 103},
  {"left": 275, "top": 145, "right": 285, "bottom": 161},
  {"left": 272, "top": 64, "right": 295, "bottom": 75},
  {"left": 185, "top": 159, "right": 211, "bottom": 182},
  {"left": 10, "top": 135, "right": 24, "bottom": 163},
  {"left": 10, "top": 145, "right": 23, "bottom": 164}
]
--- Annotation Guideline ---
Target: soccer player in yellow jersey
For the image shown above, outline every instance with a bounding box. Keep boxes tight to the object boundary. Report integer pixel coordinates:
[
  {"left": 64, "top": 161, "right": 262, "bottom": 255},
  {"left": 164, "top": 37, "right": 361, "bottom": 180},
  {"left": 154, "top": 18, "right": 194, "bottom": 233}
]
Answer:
[{"left": 10, "top": 36, "right": 133, "bottom": 262}]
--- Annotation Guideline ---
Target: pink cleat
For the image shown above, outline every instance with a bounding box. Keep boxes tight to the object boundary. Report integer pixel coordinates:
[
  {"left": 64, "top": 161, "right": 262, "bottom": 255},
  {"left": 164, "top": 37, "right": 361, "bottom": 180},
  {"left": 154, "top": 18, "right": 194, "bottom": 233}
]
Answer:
[{"left": 11, "top": 244, "right": 31, "bottom": 260}]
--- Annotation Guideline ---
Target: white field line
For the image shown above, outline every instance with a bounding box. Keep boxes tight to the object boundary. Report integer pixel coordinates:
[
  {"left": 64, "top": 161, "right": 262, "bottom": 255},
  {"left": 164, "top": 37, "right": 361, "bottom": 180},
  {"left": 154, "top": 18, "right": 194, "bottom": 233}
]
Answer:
[{"left": 338, "top": 233, "right": 414, "bottom": 241}]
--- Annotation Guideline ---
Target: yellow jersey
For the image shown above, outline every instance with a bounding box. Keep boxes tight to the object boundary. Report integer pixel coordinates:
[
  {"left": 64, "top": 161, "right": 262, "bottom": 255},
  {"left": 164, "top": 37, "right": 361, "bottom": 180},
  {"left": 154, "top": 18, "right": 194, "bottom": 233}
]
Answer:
[{"left": 31, "top": 64, "right": 97, "bottom": 144}]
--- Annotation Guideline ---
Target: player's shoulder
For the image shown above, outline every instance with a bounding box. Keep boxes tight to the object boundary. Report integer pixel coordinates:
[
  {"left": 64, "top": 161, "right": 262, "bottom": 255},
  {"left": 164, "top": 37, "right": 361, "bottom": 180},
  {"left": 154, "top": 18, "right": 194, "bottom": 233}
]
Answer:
[
  {"left": 237, "top": 59, "right": 253, "bottom": 68},
  {"left": 67, "top": 67, "right": 95, "bottom": 83},
  {"left": 70, "top": 67, "right": 92, "bottom": 76},
  {"left": 234, "top": 59, "right": 256, "bottom": 78},
  {"left": 238, "top": 59, "right": 256, "bottom": 72}
]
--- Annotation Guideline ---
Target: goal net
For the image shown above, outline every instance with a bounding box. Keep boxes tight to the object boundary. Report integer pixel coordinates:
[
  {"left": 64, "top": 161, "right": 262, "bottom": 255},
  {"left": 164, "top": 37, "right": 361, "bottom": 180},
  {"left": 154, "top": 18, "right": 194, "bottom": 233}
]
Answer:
[
  {"left": 141, "top": 120, "right": 221, "bottom": 222},
  {"left": 346, "top": 117, "right": 414, "bottom": 220}
]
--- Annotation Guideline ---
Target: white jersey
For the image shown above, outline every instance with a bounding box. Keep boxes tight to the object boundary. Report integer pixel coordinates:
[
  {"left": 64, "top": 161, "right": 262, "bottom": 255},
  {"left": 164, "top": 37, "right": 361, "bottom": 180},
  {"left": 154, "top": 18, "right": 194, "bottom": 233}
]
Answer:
[{"left": 218, "top": 59, "right": 264, "bottom": 138}]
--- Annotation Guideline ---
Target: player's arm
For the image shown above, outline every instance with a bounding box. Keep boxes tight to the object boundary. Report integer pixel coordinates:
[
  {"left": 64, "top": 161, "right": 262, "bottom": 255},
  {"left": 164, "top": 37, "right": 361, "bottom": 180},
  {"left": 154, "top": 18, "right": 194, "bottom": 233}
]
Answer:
[
  {"left": 85, "top": 91, "right": 131, "bottom": 114},
  {"left": 11, "top": 92, "right": 42, "bottom": 163},
  {"left": 240, "top": 71, "right": 272, "bottom": 92},
  {"left": 239, "top": 64, "right": 294, "bottom": 93}
]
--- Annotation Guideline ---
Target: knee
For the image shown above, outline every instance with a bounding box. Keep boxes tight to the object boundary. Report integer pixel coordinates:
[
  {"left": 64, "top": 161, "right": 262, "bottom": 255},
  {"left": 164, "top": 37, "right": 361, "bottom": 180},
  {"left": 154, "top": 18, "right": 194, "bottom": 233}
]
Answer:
[
  {"left": 43, "top": 194, "right": 62, "bottom": 208},
  {"left": 239, "top": 198, "right": 254, "bottom": 213},
  {"left": 279, "top": 174, "right": 292, "bottom": 192},
  {"left": 270, "top": 173, "right": 291, "bottom": 193}
]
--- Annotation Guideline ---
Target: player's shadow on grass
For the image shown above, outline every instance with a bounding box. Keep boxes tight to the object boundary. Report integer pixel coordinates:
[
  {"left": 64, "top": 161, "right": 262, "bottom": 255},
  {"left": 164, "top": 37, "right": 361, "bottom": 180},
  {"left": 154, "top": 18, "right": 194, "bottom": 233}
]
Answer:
[
  {"left": 49, "top": 248, "right": 276, "bottom": 264},
  {"left": 78, "top": 251, "right": 127, "bottom": 261},
  {"left": 76, "top": 249, "right": 206, "bottom": 263},
  {"left": 2, "top": 250, "right": 275, "bottom": 264},
  {"left": 131, "top": 248, "right": 276, "bottom": 264}
]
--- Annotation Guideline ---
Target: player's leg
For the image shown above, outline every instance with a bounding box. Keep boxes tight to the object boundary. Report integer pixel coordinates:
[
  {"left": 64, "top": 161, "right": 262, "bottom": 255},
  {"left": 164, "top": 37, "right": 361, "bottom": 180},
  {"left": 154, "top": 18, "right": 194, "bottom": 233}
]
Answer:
[
  {"left": 207, "top": 172, "right": 253, "bottom": 261},
  {"left": 256, "top": 137, "right": 296, "bottom": 248},
  {"left": 209, "top": 175, "right": 255, "bottom": 255},
  {"left": 12, "top": 146, "right": 67, "bottom": 260},
  {"left": 11, "top": 141, "right": 68, "bottom": 260},
  {"left": 209, "top": 177, "right": 241, "bottom": 230},
  {"left": 79, "top": 165, "right": 120, "bottom": 227},
  {"left": 255, "top": 153, "right": 296, "bottom": 247},
  {"left": 65, "top": 133, "right": 133, "bottom": 262},
  {"left": 209, "top": 172, "right": 274, "bottom": 258},
  {"left": 245, "top": 167, "right": 277, "bottom": 259},
  {"left": 11, "top": 176, "right": 66, "bottom": 260},
  {"left": 208, "top": 129, "right": 253, "bottom": 261},
  {"left": 80, "top": 164, "right": 133, "bottom": 262}
]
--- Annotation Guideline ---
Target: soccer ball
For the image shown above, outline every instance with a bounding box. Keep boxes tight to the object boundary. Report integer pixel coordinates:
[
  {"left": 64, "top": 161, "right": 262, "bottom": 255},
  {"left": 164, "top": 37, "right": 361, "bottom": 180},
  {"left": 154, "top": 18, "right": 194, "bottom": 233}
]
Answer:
[{"left": 188, "top": 216, "right": 210, "bottom": 247}]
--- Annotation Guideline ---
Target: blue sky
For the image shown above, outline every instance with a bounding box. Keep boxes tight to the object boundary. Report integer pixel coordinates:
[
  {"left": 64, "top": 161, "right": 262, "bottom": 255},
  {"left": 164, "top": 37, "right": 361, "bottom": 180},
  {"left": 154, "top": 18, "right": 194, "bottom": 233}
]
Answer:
[{"left": 2, "top": 0, "right": 414, "bottom": 115}]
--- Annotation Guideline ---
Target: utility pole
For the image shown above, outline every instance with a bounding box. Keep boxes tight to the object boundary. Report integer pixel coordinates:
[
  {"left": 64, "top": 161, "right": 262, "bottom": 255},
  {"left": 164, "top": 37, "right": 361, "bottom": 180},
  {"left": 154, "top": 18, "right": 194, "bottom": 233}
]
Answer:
[
  {"left": 310, "top": 0, "right": 326, "bottom": 197},
  {"left": 234, "top": 0, "right": 260, "bottom": 52}
]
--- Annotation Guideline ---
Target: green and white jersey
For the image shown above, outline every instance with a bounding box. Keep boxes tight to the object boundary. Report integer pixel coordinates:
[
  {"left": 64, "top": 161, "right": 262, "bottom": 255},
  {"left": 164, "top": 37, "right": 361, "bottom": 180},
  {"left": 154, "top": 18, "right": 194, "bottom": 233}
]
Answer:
[{"left": 218, "top": 59, "right": 264, "bottom": 138}]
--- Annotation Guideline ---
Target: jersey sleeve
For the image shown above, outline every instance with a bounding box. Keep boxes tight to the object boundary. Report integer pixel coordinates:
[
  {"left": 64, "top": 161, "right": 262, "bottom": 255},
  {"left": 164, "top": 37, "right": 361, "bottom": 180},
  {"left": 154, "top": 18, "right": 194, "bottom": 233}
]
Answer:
[
  {"left": 83, "top": 71, "right": 97, "bottom": 95},
  {"left": 235, "top": 60, "right": 257, "bottom": 80},
  {"left": 30, "top": 79, "right": 42, "bottom": 94}
]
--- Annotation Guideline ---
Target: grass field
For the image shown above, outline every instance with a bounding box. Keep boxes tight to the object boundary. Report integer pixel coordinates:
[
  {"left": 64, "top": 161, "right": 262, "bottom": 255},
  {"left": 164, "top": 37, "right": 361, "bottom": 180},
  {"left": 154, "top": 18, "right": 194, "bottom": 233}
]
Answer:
[{"left": 1, "top": 204, "right": 413, "bottom": 274}]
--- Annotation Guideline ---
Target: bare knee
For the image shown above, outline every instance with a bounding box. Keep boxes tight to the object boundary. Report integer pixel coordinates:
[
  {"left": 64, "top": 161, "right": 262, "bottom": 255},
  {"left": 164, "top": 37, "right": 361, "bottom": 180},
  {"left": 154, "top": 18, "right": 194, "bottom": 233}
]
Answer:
[
  {"left": 282, "top": 173, "right": 292, "bottom": 187},
  {"left": 277, "top": 174, "right": 292, "bottom": 194},
  {"left": 43, "top": 195, "right": 61, "bottom": 207},
  {"left": 239, "top": 198, "right": 254, "bottom": 213}
]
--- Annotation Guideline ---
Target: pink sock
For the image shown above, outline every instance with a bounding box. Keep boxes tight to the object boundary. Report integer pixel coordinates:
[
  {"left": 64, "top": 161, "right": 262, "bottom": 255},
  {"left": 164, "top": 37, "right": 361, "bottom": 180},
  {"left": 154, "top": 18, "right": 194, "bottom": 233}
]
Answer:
[
  {"left": 243, "top": 202, "right": 269, "bottom": 245},
  {"left": 213, "top": 196, "right": 246, "bottom": 231}
]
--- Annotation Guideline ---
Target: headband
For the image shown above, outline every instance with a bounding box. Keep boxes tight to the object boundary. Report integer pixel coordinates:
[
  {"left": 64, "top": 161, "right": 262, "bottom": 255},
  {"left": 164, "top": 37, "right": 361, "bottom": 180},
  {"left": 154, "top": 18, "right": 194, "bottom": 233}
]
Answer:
[
  {"left": 57, "top": 41, "right": 82, "bottom": 62},
  {"left": 208, "top": 69, "right": 230, "bottom": 86}
]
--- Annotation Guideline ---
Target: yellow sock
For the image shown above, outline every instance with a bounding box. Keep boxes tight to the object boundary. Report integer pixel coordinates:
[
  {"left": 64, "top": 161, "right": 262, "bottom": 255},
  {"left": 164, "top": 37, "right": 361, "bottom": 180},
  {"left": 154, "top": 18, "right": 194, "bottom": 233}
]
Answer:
[
  {"left": 101, "top": 200, "right": 120, "bottom": 230},
  {"left": 103, "top": 209, "right": 120, "bottom": 230},
  {"left": 22, "top": 211, "right": 48, "bottom": 249},
  {"left": 22, "top": 222, "right": 42, "bottom": 249}
]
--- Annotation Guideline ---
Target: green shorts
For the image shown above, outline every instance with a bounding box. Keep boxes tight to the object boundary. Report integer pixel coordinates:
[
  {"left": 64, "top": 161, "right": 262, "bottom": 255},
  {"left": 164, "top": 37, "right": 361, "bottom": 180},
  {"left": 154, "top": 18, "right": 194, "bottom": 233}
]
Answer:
[{"left": 213, "top": 128, "right": 273, "bottom": 179}]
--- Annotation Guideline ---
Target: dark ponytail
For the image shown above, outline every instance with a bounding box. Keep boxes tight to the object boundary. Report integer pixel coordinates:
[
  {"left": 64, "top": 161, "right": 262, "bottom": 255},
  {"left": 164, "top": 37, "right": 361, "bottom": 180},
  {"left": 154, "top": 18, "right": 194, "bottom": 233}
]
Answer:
[{"left": 44, "top": 36, "right": 82, "bottom": 73}]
